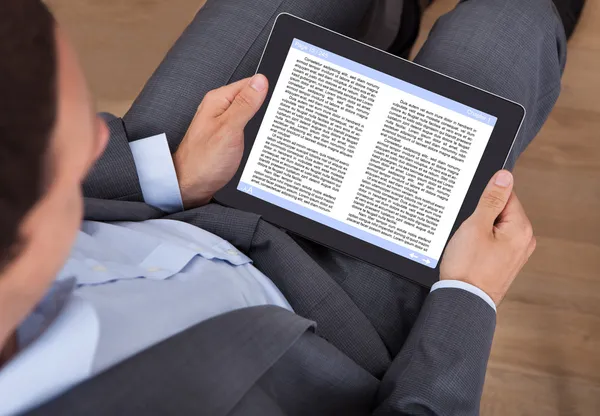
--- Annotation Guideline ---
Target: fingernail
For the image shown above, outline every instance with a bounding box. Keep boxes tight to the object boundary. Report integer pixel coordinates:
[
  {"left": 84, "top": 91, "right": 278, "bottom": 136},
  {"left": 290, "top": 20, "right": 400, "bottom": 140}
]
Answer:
[
  {"left": 250, "top": 75, "right": 267, "bottom": 92},
  {"left": 495, "top": 171, "right": 513, "bottom": 188}
]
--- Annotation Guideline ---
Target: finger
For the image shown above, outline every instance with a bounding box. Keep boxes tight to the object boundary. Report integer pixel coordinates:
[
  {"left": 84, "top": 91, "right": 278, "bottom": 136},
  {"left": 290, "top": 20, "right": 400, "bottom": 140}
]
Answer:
[
  {"left": 221, "top": 74, "right": 269, "bottom": 129},
  {"left": 496, "top": 192, "right": 528, "bottom": 229},
  {"left": 495, "top": 192, "right": 535, "bottom": 243},
  {"left": 199, "top": 78, "right": 250, "bottom": 118},
  {"left": 473, "top": 170, "right": 514, "bottom": 226}
]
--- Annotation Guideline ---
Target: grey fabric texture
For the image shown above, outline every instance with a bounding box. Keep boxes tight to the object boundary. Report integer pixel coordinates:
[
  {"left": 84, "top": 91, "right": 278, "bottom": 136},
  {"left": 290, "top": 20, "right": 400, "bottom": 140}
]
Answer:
[
  {"left": 374, "top": 289, "right": 496, "bottom": 415},
  {"left": 28, "top": 291, "right": 494, "bottom": 416},
  {"left": 26, "top": 306, "right": 316, "bottom": 416},
  {"left": 82, "top": 117, "right": 143, "bottom": 201},
  {"left": 415, "top": 0, "right": 567, "bottom": 170},
  {"left": 122, "top": 0, "right": 375, "bottom": 151},
  {"left": 34, "top": 0, "right": 568, "bottom": 414},
  {"left": 84, "top": 198, "right": 164, "bottom": 222},
  {"left": 239, "top": 331, "right": 379, "bottom": 416}
]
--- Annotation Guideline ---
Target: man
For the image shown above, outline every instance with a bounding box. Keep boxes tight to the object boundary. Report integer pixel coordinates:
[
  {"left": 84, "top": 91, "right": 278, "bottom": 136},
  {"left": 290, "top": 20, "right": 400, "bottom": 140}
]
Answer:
[{"left": 0, "top": 0, "right": 581, "bottom": 414}]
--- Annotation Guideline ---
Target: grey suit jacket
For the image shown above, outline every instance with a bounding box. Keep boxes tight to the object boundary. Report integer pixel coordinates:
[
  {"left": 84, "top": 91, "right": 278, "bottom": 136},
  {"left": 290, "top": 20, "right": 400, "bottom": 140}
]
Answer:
[
  {"left": 25, "top": 111, "right": 496, "bottom": 416},
  {"left": 23, "top": 0, "right": 570, "bottom": 408}
]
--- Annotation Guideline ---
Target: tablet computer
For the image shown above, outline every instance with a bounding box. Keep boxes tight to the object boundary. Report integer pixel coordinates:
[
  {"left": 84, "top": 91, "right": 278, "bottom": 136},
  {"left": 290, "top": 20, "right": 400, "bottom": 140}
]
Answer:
[{"left": 215, "top": 13, "right": 525, "bottom": 287}]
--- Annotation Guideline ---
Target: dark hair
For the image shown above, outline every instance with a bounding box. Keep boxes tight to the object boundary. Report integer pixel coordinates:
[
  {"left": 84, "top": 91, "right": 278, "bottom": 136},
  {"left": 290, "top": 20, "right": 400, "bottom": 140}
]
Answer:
[{"left": 0, "top": 1, "right": 57, "bottom": 267}]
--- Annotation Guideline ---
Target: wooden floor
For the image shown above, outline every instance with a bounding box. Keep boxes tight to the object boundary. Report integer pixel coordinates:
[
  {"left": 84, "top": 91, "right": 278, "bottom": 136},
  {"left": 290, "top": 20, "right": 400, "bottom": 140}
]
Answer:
[{"left": 49, "top": 0, "right": 600, "bottom": 414}]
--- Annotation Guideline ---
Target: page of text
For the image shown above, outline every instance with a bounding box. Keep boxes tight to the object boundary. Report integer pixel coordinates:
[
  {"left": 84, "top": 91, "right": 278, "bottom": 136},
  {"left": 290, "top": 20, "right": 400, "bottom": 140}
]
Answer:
[{"left": 239, "top": 39, "right": 497, "bottom": 268}]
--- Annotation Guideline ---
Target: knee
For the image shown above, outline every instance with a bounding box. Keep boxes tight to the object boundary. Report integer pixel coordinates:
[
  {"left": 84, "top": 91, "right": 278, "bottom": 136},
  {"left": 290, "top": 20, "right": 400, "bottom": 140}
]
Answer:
[
  {"left": 418, "top": 0, "right": 566, "bottom": 81},
  {"left": 503, "top": 0, "right": 565, "bottom": 38},
  {"left": 455, "top": 0, "right": 565, "bottom": 43}
]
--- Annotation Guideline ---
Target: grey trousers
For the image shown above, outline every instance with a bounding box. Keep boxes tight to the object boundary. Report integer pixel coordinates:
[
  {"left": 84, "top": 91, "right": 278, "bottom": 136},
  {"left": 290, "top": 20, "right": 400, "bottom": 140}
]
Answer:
[{"left": 118, "top": 0, "right": 566, "bottom": 376}]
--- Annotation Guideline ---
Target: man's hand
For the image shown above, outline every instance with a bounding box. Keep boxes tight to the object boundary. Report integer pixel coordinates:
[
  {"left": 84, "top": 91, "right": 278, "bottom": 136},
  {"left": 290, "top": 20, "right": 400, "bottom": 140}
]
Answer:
[
  {"left": 440, "top": 170, "right": 536, "bottom": 306},
  {"left": 173, "top": 75, "right": 269, "bottom": 208}
]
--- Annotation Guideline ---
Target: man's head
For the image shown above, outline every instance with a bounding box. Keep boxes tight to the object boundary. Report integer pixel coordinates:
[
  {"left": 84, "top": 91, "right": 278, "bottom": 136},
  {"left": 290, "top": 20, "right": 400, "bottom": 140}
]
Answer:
[{"left": 0, "top": 1, "right": 108, "bottom": 348}]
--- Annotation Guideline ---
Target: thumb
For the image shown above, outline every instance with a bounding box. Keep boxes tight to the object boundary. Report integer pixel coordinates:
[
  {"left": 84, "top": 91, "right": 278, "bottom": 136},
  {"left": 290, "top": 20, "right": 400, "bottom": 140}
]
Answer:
[
  {"left": 222, "top": 74, "right": 268, "bottom": 129},
  {"left": 473, "top": 170, "right": 514, "bottom": 225}
]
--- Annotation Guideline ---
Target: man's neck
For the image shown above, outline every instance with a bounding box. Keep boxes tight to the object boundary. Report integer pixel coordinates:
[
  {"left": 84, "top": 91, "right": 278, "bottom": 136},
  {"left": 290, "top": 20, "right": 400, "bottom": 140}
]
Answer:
[{"left": 0, "top": 333, "right": 18, "bottom": 367}]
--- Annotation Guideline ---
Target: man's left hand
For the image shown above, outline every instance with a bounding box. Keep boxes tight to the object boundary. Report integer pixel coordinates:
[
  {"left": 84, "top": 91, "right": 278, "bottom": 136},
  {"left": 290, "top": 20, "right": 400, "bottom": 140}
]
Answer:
[{"left": 173, "top": 74, "right": 269, "bottom": 208}]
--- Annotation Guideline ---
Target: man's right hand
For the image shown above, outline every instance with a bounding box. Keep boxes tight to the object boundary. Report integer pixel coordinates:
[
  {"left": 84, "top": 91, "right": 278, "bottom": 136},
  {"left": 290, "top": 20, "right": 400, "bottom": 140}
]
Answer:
[
  {"left": 173, "top": 75, "right": 269, "bottom": 209},
  {"left": 440, "top": 170, "right": 536, "bottom": 306}
]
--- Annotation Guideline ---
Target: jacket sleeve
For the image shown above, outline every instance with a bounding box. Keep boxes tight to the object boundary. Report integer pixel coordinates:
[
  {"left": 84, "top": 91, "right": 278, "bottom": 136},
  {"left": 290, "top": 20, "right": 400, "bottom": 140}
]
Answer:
[
  {"left": 373, "top": 288, "right": 496, "bottom": 416},
  {"left": 82, "top": 115, "right": 144, "bottom": 202}
]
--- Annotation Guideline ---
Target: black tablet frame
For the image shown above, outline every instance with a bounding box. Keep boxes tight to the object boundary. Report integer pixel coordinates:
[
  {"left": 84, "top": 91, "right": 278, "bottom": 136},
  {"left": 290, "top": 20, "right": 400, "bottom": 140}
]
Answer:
[{"left": 215, "top": 13, "right": 525, "bottom": 287}]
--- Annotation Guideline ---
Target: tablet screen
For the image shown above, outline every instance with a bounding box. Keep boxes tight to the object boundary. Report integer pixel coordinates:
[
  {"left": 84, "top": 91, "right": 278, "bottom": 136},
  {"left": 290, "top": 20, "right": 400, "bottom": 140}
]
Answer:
[{"left": 238, "top": 39, "right": 497, "bottom": 269}]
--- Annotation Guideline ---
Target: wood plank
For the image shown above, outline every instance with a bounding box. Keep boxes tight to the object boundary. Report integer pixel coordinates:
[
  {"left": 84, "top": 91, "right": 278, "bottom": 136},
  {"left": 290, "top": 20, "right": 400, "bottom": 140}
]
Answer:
[{"left": 482, "top": 367, "right": 600, "bottom": 416}]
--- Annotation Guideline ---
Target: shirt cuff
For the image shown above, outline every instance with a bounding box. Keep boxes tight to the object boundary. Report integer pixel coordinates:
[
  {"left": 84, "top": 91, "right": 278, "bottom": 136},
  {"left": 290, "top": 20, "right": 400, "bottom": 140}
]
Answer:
[
  {"left": 431, "top": 280, "right": 497, "bottom": 313},
  {"left": 129, "top": 133, "right": 184, "bottom": 213}
]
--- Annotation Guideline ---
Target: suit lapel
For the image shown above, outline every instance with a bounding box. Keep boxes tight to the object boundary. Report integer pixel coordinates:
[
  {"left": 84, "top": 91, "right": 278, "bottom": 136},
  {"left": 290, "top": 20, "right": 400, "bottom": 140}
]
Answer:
[{"left": 26, "top": 306, "right": 314, "bottom": 416}]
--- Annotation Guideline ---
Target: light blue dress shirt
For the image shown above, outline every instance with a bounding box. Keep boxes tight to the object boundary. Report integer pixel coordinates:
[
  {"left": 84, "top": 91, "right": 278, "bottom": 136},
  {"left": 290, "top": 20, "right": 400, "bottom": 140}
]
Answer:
[{"left": 0, "top": 133, "right": 493, "bottom": 415}]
